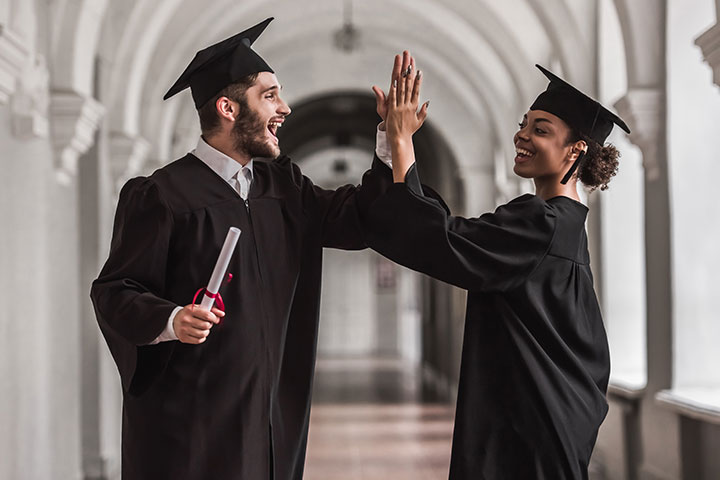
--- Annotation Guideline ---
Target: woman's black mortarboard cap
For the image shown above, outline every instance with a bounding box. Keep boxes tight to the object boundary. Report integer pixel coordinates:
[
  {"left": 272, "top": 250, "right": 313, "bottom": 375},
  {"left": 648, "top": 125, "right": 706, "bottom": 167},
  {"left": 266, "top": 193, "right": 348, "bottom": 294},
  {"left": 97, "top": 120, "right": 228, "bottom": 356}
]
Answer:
[
  {"left": 530, "top": 64, "right": 630, "bottom": 144},
  {"left": 163, "top": 17, "right": 275, "bottom": 109},
  {"left": 530, "top": 64, "right": 630, "bottom": 184}
]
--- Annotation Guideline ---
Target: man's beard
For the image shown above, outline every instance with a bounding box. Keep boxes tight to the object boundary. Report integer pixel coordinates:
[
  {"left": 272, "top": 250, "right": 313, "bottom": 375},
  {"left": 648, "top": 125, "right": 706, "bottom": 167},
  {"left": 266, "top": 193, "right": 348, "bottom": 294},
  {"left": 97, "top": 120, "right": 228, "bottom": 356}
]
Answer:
[{"left": 231, "top": 99, "right": 280, "bottom": 159}]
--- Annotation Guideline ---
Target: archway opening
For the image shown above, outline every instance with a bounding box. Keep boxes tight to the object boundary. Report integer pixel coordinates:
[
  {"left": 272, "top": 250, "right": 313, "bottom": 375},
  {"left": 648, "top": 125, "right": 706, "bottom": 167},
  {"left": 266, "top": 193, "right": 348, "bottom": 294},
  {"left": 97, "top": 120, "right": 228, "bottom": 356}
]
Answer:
[{"left": 277, "top": 91, "right": 462, "bottom": 404}]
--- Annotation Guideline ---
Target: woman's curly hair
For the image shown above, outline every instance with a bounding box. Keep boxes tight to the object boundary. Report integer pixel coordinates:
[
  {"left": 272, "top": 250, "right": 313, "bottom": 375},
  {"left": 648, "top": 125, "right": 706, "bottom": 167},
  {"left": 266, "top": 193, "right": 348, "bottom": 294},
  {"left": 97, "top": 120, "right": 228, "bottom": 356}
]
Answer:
[{"left": 566, "top": 130, "right": 621, "bottom": 191}]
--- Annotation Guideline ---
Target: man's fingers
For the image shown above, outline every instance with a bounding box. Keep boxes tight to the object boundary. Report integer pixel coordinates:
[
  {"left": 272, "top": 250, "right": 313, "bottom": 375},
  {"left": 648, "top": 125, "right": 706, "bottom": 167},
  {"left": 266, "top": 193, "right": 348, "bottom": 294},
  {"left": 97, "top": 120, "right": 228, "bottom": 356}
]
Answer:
[
  {"left": 372, "top": 85, "right": 385, "bottom": 103},
  {"left": 185, "top": 317, "right": 214, "bottom": 330},
  {"left": 184, "top": 328, "right": 210, "bottom": 341},
  {"left": 192, "top": 308, "right": 220, "bottom": 324},
  {"left": 372, "top": 85, "right": 387, "bottom": 116},
  {"left": 186, "top": 328, "right": 209, "bottom": 339}
]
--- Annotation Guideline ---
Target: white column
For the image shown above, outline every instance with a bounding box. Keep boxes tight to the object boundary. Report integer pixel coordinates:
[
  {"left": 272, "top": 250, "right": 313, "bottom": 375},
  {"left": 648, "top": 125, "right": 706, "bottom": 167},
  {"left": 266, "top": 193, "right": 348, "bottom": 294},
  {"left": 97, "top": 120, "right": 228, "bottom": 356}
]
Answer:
[
  {"left": 615, "top": 84, "right": 680, "bottom": 480},
  {"left": 79, "top": 117, "right": 123, "bottom": 480}
]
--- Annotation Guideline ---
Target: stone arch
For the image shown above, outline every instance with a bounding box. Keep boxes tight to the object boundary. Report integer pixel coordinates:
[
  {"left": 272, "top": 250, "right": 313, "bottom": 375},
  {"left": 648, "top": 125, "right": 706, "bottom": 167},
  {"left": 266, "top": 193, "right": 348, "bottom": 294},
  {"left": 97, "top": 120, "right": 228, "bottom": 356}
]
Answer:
[
  {"left": 527, "top": 0, "right": 595, "bottom": 89},
  {"left": 49, "top": 0, "right": 108, "bottom": 95},
  {"left": 107, "top": 0, "right": 583, "bottom": 197},
  {"left": 159, "top": 23, "right": 503, "bottom": 212}
]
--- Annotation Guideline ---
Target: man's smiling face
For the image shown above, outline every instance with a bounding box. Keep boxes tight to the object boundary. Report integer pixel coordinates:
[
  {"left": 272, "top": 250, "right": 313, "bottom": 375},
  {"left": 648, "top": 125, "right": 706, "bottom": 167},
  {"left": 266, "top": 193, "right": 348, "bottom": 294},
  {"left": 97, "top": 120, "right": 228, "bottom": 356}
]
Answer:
[{"left": 232, "top": 72, "right": 291, "bottom": 159}]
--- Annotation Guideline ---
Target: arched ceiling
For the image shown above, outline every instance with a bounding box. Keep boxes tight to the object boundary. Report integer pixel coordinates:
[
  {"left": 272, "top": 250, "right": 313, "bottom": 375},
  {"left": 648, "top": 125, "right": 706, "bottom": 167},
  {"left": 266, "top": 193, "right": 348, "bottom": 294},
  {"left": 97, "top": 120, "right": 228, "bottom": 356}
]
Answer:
[{"left": 97, "top": 0, "right": 603, "bottom": 179}]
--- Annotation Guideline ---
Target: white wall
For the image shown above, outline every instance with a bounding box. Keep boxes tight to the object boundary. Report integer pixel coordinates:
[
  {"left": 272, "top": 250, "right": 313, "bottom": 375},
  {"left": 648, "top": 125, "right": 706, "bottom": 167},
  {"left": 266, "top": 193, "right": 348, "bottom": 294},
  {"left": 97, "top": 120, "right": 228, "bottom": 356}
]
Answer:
[{"left": 667, "top": 0, "right": 720, "bottom": 388}]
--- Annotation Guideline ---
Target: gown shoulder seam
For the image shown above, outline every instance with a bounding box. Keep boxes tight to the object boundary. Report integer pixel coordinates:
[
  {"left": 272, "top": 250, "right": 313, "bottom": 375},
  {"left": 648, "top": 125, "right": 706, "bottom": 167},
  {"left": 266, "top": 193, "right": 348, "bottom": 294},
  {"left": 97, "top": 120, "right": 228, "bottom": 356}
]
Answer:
[{"left": 515, "top": 211, "right": 559, "bottom": 288}]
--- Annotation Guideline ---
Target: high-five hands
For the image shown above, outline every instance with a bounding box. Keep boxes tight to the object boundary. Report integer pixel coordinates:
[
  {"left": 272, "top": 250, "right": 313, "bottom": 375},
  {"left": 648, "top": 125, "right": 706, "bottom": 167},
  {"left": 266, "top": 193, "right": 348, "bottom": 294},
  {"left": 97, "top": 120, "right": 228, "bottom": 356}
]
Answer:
[
  {"left": 173, "top": 303, "right": 225, "bottom": 344},
  {"left": 372, "top": 51, "right": 429, "bottom": 182},
  {"left": 372, "top": 51, "right": 428, "bottom": 132},
  {"left": 386, "top": 51, "right": 429, "bottom": 141}
]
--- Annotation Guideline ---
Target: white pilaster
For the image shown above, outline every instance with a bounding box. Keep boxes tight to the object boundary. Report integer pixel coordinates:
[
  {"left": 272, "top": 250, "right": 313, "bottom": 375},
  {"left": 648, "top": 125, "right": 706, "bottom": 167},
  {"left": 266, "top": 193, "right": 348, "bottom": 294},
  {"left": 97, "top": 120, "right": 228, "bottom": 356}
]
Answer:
[
  {"left": 695, "top": 23, "right": 720, "bottom": 88},
  {"left": 49, "top": 91, "right": 105, "bottom": 184},
  {"left": 614, "top": 88, "right": 664, "bottom": 181},
  {"left": 10, "top": 55, "right": 49, "bottom": 139},
  {"left": 109, "top": 132, "right": 150, "bottom": 192},
  {"left": 0, "top": 25, "right": 29, "bottom": 104}
]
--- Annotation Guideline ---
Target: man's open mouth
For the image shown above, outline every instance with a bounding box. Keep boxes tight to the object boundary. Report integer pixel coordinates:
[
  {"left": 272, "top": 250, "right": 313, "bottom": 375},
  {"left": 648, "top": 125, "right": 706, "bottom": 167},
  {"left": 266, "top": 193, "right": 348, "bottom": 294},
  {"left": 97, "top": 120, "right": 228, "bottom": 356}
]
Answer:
[{"left": 268, "top": 121, "right": 282, "bottom": 141}]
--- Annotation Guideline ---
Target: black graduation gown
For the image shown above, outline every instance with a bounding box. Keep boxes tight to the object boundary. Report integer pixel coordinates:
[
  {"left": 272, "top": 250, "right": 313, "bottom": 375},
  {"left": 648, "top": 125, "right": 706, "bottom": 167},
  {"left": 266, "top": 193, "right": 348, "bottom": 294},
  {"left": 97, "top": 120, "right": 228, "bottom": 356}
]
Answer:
[
  {"left": 91, "top": 153, "right": 389, "bottom": 480},
  {"left": 360, "top": 162, "right": 610, "bottom": 480}
]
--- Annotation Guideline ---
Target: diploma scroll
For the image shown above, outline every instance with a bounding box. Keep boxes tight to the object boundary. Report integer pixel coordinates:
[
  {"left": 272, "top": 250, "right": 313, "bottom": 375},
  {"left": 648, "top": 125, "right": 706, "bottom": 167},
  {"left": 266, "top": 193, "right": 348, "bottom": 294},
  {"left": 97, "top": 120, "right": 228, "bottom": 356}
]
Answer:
[{"left": 198, "top": 227, "right": 241, "bottom": 311}]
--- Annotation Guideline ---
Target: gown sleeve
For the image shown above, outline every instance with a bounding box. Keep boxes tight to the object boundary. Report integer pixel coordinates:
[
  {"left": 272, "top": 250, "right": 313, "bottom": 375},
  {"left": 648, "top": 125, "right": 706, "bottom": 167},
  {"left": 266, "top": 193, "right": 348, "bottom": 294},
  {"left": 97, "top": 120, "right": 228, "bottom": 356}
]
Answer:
[
  {"left": 290, "top": 155, "right": 394, "bottom": 250},
  {"left": 361, "top": 164, "right": 558, "bottom": 293},
  {"left": 90, "top": 177, "right": 178, "bottom": 393}
]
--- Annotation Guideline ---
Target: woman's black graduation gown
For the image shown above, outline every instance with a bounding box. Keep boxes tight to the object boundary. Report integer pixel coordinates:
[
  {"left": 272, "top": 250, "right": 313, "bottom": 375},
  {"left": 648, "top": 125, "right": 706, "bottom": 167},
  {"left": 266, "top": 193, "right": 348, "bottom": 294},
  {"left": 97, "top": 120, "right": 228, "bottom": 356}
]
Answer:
[
  {"left": 360, "top": 161, "right": 610, "bottom": 480},
  {"left": 91, "top": 153, "right": 388, "bottom": 480}
]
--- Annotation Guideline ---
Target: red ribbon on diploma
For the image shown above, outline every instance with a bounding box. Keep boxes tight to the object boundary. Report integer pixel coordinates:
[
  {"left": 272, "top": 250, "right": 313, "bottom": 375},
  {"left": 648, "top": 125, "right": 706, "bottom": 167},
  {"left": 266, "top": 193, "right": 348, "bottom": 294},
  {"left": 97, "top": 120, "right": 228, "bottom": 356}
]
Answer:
[
  {"left": 191, "top": 273, "right": 232, "bottom": 312},
  {"left": 192, "top": 288, "right": 225, "bottom": 312}
]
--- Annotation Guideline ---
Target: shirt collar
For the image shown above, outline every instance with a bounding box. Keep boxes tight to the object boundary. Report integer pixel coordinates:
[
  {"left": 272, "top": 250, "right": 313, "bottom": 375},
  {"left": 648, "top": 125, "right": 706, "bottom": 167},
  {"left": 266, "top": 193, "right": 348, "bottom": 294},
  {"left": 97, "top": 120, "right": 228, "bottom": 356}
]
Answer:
[{"left": 192, "top": 136, "right": 253, "bottom": 183}]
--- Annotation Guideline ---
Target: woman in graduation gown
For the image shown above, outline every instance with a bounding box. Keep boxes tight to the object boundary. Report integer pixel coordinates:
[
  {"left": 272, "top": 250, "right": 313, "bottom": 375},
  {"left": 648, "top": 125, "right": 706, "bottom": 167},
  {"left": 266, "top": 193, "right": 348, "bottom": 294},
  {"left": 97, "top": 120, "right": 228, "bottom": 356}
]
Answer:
[{"left": 360, "top": 53, "right": 630, "bottom": 479}]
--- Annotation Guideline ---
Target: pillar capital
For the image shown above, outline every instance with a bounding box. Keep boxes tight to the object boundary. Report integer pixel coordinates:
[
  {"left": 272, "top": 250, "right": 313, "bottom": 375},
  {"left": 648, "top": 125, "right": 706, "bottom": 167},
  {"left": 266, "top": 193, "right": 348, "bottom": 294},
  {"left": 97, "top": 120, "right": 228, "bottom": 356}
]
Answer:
[
  {"left": 1, "top": 22, "right": 50, "bottom": 140},
  {"left": 0, "top": 25, "right": 28, "bottom": 104},
  {"left": 109, "top": 132, "right": 150, "bottom": 192},
  {"left": 49, "top": 91, "right": 105, "bottom": 184},
  {"left": 10, "top": 55, "right": 49, "bottom": 140},
  {"left": 614, "top": 88, "right": 665, "bottom": 181},
  {"left": 695, "top": 22, "right": 720, "bottom": 88}
]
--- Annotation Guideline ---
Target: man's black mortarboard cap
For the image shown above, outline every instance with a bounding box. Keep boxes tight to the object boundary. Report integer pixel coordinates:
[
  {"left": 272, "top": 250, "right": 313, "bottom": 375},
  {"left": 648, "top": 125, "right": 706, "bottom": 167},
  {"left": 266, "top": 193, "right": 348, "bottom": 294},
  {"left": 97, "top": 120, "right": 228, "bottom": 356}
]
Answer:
[
  {"left": 530, "top": 64, "right": 630, "bottom": 144},
  {"left": 163, "top": 18, "right": 275, "bottom": 109},
  {"left": 530, "top": 64, "right": 630, "bottom": 184}
]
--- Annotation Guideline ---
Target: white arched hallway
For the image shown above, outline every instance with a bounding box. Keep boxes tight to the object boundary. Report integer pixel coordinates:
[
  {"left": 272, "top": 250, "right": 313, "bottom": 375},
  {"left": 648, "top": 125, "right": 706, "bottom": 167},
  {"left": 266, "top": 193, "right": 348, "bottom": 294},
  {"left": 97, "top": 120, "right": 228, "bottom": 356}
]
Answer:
[{"left": 2, "top": 1, "right": 720, "bottom": 479}]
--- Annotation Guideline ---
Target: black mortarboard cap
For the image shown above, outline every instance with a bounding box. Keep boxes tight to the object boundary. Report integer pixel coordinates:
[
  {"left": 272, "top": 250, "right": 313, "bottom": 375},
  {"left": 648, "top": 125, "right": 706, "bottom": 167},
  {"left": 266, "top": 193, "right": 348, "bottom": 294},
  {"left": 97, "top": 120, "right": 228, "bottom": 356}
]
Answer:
[
  {"left": 530, "top": 64, "right": 630, "bottom": 145},
  {"left": 163, "top": 17, "right": 275, "bottom": 109}
]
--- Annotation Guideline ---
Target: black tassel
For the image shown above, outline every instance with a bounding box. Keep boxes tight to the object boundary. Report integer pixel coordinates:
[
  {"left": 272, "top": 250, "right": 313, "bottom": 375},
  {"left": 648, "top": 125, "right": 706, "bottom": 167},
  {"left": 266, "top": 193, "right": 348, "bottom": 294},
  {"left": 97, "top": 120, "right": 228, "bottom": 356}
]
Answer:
[{"left": 560, "top": 151, "right": 585, "bottom": 185}]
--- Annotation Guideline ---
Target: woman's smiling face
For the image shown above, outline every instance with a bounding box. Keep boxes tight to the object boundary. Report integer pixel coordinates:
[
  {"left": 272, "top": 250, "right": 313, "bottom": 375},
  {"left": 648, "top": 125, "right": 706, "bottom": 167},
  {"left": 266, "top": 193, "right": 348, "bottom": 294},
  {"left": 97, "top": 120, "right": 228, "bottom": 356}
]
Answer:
[{"left": 513, "top": 109, "right": 575, "bottom": 182}]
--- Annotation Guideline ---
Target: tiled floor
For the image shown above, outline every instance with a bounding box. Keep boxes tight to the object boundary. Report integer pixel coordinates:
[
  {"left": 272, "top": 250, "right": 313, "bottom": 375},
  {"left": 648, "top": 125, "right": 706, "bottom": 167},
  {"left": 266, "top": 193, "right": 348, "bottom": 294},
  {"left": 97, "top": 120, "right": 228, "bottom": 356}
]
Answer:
[{"left": 304, "top": 358, "right": 454, "bottom": 479}]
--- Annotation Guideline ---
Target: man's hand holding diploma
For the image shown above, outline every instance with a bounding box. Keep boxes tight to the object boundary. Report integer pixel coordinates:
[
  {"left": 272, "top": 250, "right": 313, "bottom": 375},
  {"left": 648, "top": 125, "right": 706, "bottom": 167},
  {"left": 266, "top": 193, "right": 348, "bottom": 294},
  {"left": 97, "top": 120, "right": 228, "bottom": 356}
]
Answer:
[
  {"left": 173, "top": 226, "right": 239, "bottom": 344},
  {"left": 173, "top": 305, "right": 224, "bottom": 344}
]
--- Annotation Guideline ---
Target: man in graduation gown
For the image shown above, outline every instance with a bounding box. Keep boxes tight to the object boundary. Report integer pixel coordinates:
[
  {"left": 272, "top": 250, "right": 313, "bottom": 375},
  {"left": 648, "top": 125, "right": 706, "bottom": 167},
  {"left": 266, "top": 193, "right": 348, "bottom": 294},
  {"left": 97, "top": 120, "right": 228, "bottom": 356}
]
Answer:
[
  {"left": 90, "top": 18, "right": 391, "bottom": 479},
  {"left": 358, "top": 53, "right": 626, "bottom": 478}
]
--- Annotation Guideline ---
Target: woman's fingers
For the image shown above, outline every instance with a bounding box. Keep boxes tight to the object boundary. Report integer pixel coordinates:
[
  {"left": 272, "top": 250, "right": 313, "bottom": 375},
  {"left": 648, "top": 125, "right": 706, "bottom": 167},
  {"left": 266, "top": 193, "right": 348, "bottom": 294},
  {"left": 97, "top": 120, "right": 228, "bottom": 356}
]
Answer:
[
  {"left": 397, "top": 64, "right": 406, "bottom": 107},
  {"left": 400, "top": 51, "right": 411, "bottom": 79},
  {"left": 411, "top": 70, "right": 422, "bottom": 106},
  {"left": 405, "top": 64, "right": 417, "bottom": 105},
  {"left": 417, "top": 101, "right": 430, "bottom": 126},
  {"left": 388, "top": 75, "right": 397, "bottom": 107},
  {"left": 390, "top": 54, "right": 402, "bottom": 94}
]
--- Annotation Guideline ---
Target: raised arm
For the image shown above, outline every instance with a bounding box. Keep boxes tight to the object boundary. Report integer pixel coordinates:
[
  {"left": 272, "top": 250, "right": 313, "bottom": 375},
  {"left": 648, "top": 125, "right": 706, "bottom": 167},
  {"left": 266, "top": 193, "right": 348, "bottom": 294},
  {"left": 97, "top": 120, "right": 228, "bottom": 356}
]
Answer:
[
  {"left": 362, "top": 52, "right": 555, "bottom": 292},
  {"left": 385, "top": 51, "right": 429, "bottom": 183}
]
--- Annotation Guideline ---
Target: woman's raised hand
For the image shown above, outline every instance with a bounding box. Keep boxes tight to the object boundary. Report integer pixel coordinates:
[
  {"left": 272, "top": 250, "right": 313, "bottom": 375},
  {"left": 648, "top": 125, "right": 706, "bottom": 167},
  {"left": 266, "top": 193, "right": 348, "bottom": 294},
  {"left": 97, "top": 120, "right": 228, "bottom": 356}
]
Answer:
[{"left": 386, "top": 51, "right": 429, "bottom": 143}]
